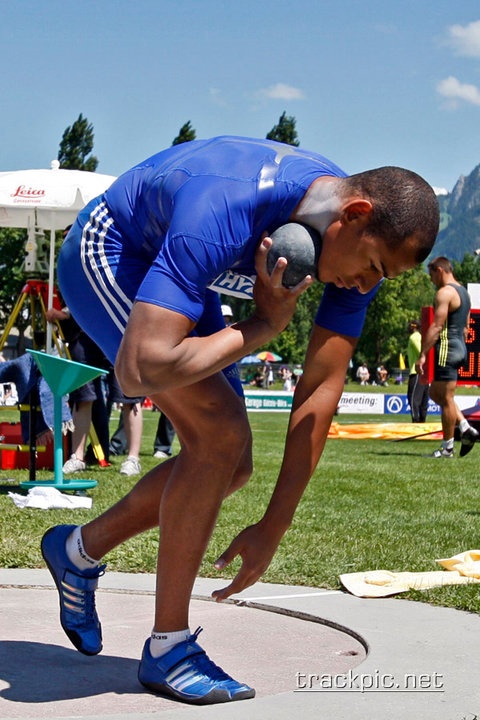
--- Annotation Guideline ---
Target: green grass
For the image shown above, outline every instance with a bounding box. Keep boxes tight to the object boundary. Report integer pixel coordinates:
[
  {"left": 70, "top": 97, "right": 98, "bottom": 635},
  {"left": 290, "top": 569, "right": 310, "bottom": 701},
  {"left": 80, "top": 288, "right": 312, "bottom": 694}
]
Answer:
[{"left": 1, "top": 408, "right": 479, "bottom": 613}]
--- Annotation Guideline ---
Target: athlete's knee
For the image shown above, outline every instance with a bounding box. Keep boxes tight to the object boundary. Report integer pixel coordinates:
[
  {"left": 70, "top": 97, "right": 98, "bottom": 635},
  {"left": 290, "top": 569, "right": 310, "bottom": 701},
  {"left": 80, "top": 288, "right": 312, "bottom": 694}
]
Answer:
[
  {"left": 176, "top": 396, "right": 250, "bottom": 460},
  {"left": 228, "top": 431, "right": 253, "bottom": 495},
  {"left": 213, "top": 405, "right": 250, "bottom": 458}
]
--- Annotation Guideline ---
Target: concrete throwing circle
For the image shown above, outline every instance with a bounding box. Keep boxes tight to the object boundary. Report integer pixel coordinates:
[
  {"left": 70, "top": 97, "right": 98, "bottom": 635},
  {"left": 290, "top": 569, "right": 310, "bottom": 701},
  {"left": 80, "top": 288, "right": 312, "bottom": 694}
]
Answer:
[{"left": 0, "top": 586, "right": 365, "bottom": 717}]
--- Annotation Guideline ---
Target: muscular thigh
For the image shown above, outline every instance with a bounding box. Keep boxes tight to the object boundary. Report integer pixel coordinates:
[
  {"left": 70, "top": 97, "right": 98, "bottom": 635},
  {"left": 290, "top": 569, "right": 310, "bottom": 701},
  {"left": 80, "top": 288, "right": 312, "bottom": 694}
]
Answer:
[
  {"left": 434, "top": 339, "right": 465, "bottom": 382},
  {"left": 429, "top": 379, "right": 456, "bottom": 406}
]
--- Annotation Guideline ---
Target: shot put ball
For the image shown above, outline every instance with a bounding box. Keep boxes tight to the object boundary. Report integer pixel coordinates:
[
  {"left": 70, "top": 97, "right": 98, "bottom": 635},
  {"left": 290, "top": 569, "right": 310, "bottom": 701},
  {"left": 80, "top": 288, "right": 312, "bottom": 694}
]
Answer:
[{"left": 266, "top": 222, "right": 322, "bottom": 288}]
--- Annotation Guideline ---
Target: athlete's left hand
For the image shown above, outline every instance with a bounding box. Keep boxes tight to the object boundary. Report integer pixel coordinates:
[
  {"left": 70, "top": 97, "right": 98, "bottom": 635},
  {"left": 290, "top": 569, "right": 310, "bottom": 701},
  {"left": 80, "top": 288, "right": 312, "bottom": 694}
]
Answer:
[{"left": 253, "top": 235, "right": 313, "bottom": 335}]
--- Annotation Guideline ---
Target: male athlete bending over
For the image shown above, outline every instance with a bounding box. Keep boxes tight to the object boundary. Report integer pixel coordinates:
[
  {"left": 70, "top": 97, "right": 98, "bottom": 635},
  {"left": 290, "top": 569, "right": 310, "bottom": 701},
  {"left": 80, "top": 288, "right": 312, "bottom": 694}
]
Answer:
[{"left": 41, "top": 136, "right": 439, "bottom": 705}]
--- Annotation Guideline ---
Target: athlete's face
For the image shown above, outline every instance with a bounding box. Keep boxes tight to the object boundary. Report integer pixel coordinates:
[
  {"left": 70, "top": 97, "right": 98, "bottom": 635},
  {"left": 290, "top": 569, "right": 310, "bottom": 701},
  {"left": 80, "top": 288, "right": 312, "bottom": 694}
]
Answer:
[
  {"left": 428, "top": 265, "right": 443, "bottom": 288},
  {"left": 317, "top": 222, "right": 419, "bottom": 294}
]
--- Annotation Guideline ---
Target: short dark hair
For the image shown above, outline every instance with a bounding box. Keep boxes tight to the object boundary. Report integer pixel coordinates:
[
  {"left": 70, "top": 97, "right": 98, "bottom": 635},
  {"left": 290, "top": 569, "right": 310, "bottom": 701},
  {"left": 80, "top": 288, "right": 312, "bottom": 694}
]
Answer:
[
  {"left": 342, "top": 167, "right": 440, "bottom": 263},
  {"left": 428, "top": 256, "right": 453, "bottom": 274},
  {"left": 62, "top": 224, "right": 73, "bottom": 239}
]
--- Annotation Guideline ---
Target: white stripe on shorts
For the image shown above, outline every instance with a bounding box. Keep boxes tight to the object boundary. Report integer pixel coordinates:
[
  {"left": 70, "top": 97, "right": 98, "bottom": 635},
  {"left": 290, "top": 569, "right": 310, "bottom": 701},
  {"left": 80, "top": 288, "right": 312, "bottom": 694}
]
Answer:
[{"left": 80, "top": 201, "right": 133, "bottom": 334}]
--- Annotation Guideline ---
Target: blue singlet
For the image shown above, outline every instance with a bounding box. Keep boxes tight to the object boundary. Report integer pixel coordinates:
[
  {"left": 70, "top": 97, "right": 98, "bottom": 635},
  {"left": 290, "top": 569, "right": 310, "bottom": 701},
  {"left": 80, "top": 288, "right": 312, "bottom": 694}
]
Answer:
[{"left": 58, "top": 136, "right": 379, "bottom": 368}]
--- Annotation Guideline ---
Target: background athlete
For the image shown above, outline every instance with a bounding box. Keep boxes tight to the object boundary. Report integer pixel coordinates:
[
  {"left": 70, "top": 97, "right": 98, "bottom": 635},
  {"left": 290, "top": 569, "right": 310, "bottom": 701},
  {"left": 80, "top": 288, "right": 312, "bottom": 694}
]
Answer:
[
  {"left": 41, "top": 135, "right": 439, "bottom": 705},
  {"left": 416, "top": 256, "right": 478, "bottom": 458}
]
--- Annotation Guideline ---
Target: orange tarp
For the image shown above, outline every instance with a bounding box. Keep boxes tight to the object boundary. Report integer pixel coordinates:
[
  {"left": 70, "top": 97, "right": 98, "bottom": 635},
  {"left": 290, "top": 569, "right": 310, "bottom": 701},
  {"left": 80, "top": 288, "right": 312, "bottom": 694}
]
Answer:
[{"left": 327, "top": 422, "right": 442, "bottom": 441}]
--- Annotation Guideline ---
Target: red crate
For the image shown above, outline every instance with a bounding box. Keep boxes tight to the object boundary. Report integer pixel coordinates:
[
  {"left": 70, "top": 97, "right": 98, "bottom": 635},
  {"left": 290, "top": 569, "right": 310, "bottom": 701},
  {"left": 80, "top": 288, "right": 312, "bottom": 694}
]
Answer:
[{"left": 0, "top": 422, "right": 55, "bottom": 470}]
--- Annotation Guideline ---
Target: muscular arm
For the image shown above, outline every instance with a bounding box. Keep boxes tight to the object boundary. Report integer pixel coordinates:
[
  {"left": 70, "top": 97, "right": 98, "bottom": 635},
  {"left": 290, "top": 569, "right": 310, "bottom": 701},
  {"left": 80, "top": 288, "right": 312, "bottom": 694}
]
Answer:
[
  {"left": 464, "top": 311, "right": 471, "bottom": 342},
  {"left": 262, "top": 326, "right": 355, "bottom": 529},
  {"left": 116, "top": 304, "right": 276, "bottom": 395},
  {"left": 416, "top": 285, "right": 456, "bottom": 374},
  {"left": 212, "top": 324, "right": 357, "bottom": 600}
]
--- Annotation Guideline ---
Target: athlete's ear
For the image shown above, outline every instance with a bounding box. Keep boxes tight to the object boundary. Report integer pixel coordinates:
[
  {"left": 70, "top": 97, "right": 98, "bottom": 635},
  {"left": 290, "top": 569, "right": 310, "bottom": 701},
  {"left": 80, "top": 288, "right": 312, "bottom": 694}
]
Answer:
[{"left": 341, "top": 199, "right": 373, "bottom": 223}]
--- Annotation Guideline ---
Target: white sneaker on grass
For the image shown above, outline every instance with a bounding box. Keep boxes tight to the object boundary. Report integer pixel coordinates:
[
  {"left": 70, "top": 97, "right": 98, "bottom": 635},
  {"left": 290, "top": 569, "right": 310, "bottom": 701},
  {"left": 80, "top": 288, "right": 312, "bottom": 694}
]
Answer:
[
  {"left": 63, "top": 454, "right": 86, "bottom": 473},
  {"left": 120, "top": 456, "right": 142, "bottom": 476},
  {"left": 153, "top": 450, "right": 170, "bottom": 460},
  {"left": 431, "top": 446, "right": 454, "bottom": 459}
]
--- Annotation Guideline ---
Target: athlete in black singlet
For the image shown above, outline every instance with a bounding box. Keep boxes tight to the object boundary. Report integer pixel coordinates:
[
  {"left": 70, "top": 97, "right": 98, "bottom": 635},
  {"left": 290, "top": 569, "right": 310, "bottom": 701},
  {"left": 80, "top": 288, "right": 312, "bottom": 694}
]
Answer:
[{"left": 416, "top": 256, "right": 478, "bottom": 458}]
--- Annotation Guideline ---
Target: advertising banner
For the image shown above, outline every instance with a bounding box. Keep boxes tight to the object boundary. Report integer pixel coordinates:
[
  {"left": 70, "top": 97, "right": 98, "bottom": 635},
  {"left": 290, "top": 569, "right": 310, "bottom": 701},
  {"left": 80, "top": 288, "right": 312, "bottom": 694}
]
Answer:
[
  {"left": 244, "top": 391, "right": 293, "bottom": 412},
  {"left": 336, "top": 393, "right": 385, "bottom": 414},
  {"left": 244, "top": 390, "right": 479, "bottom": 415},
  {"left": 384, "top": 394, "right": 441, "bottom": 415}
]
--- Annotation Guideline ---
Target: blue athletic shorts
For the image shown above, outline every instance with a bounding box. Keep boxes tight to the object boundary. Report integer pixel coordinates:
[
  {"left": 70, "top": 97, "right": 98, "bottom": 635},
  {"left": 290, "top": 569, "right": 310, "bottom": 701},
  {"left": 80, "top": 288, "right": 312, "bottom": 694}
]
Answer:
[{"left": 58, "top": 201, "right": 243, "bottom": 397}]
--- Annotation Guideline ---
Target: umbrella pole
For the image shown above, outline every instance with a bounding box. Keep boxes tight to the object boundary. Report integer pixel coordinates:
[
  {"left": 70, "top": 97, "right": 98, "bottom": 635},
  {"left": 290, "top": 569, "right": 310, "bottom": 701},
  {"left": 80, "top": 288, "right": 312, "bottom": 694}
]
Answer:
[{"left": 45, "top": 219, "right": 56, "bottom": 353}]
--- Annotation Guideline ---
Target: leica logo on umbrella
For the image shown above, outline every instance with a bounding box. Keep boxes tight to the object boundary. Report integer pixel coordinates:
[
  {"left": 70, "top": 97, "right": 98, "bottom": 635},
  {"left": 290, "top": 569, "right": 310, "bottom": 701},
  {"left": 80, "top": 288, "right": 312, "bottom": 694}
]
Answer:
[{"left": 11, "top": 185, "right": 46, "bottom": 199}]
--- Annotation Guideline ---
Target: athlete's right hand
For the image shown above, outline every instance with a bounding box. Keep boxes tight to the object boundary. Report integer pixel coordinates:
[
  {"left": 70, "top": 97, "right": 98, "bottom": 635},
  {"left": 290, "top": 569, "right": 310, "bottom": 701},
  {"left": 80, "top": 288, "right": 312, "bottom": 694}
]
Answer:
[
  {"left": 415, "top": 352, "right": 426, "bottom": 375},
  {"left": 253, "top": 235, "right": 313, "bottom": 334},
  {"left": 212, "top": 519, "right": 284, "bottom": 601}
]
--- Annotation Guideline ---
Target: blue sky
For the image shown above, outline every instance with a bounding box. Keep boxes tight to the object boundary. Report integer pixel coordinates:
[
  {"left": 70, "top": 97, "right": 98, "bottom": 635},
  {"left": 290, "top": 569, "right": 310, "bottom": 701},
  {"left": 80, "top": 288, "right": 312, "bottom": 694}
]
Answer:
[{"left": 2, "top": 0, "right": 480, "bottom": 193}]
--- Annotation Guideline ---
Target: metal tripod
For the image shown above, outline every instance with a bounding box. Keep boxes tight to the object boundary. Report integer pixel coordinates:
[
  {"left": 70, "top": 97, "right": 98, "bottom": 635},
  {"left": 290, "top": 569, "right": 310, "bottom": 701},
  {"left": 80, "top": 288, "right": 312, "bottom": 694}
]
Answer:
[
  {"left": 0, "top": 279, "right": 64, "bottom": 356},
  {"left": 0, "top": 279, "right": 108, "bottom": 471}
]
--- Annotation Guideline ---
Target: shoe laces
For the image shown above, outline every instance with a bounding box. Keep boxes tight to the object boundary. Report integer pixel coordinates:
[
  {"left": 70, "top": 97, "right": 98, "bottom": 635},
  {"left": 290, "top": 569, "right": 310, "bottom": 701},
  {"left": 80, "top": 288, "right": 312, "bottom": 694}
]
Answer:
[
  {"left": 83, "top": 590, "right": 96, "bottom": 622},
  {"left": 190, "top": 626, "right": 203, "bottom": 642},
  {"left": 188, "top": 627, "right": 233, "bottom": 682}
]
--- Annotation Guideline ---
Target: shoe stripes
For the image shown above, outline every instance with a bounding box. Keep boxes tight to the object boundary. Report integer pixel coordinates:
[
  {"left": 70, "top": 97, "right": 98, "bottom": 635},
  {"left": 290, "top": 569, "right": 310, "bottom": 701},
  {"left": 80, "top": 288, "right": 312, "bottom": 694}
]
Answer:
[
  {"left": 138, "top": 627, "right": 255, "bottom": 704},
  {"left": 41, "top": 524, "right": 105, "bottom": 655}
]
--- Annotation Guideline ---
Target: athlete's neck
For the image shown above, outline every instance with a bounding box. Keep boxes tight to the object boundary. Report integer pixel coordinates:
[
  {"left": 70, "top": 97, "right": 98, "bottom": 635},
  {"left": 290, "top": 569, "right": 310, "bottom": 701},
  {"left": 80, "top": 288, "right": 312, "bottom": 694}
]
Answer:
[{"left": 291, "top": 178, "right": 342, "bottom": 235}]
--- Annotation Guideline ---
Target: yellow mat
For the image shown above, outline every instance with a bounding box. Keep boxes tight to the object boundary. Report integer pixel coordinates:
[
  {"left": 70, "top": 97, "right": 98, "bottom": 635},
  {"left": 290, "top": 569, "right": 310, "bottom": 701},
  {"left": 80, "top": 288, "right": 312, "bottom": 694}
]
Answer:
[
  {"left": 328, "top": 421, "right": 442, "bottom": 441},
  {"left": 340, "top": 550, "right": 480, "bottom": 597}
]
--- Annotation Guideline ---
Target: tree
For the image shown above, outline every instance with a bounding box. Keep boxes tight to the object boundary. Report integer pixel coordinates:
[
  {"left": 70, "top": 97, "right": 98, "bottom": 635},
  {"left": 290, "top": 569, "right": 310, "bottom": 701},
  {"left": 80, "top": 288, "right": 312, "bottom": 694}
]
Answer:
[
  {"left": 0, "top": 228, "right": 32, "bottom": 353},
  {"left": 356, "top": 266, "right": 434, "bottom": 369},
  {"left": 266, "top": 111, "right": 300, "bottom": 146},
  {"left": 172, "top": 121, "right": 196, "bottom": 146},
  {"left": 57, "top": 113, "right": 98, "bottom": 171},
  {"left": 452, "top": 253, "right": 480, "bottom": 286}
]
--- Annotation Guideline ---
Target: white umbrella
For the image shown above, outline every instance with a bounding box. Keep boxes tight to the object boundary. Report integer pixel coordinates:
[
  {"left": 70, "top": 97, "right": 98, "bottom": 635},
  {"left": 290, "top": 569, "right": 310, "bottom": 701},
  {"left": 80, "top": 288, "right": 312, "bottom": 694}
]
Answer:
[{"left": 0, "top": 161, "right": 116, "bottom": 349}]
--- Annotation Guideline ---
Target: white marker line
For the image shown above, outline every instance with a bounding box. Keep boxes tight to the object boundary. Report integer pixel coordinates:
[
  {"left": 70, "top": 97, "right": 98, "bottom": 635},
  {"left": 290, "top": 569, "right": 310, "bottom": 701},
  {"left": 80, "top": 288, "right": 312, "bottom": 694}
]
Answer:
[{"left": 234, "top": 590, "right": 343, "bottom": 602}]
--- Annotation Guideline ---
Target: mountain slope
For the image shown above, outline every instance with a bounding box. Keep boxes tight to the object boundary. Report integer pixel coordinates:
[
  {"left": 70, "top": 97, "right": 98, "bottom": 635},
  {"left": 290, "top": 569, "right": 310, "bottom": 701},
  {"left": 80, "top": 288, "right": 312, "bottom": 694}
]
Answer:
[{"left": 432, "top": 164, "right": 480, "bottom": 261}]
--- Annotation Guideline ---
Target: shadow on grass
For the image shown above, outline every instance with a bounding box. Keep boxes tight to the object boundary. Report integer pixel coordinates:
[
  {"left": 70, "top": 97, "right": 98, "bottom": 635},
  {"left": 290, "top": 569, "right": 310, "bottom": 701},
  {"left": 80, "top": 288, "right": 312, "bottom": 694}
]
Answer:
[
  {"left": 364, "top": 448, "right": 424, "bottom": 457},
  {"left": 0, "top": 483, "right": 22, "bottom": 495}
]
